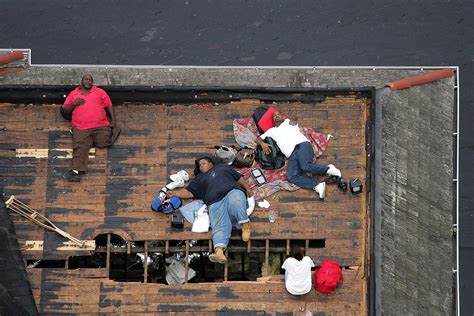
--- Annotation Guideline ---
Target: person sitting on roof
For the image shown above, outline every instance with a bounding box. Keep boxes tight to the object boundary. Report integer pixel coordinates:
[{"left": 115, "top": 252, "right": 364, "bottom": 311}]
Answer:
[
  {"left": 61, "top": 74, "right": 120, "bottom": 182},
  {"left": 282, "top": 245, "right": 315, "bottom": 295},
  {"left": 255, "top": 113, "right": 341, "bottom": 199},
  {"left": 169, "top": 157, "right": 252, "bottom": 264}
]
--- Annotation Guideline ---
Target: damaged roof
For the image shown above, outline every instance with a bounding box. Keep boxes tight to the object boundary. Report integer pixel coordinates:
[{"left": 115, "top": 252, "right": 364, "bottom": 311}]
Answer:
[{"left": 0, "top": 60, "right": 455, "bottom": 314}]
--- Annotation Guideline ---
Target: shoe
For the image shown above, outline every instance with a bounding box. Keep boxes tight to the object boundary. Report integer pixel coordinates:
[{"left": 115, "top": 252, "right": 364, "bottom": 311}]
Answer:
[
  {"left": 63, "top": 169, "right": 80, "bottom": 182},
  {"left": 325, "top": 176, "right": 339, "bottom": 184},
  {"left": 314, "top": 182, "right": 326, "bottom": 200},
  {"left": 241, "top": 222, "right": 251, "bottom": 242},
  {"left": 326, "top": 164, "right": 341, "bottom": 178},
  {"left": 209, "top": 247, "right": 227, "bottom": 264},
  {"left": 165, "top": 179, "right": 185, "bottom": 190},
  {"left": 170, "top": 170, "right": 190, "bottom": 183}
]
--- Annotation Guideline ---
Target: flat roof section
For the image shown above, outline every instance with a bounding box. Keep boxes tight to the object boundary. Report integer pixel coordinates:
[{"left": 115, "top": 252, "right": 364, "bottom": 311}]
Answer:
[{"left": 0, "top": 93, "right": 371, "bottom": 314}]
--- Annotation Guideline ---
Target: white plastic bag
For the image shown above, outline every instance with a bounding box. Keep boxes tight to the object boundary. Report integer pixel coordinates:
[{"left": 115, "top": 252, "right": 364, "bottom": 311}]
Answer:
[
  {"left": 246, "top": 196, "right": 255, "bottom": 216},
  {"left": 191, "top": 204, "right": 209, "bottom": 233},
  {"left": 166, "top": 257, "right": 196, "bottom": 284}
]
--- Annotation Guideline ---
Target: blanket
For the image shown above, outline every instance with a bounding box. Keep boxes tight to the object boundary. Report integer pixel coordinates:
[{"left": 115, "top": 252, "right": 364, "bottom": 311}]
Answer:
[{"left": 233, "top": 117, "right": 330, "bottom": 200}]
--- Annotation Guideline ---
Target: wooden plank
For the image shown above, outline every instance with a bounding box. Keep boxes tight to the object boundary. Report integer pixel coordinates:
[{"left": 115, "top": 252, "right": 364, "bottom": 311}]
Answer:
[
  {"left": 106, "top": 233, "right": 111, "bottom": 270},
  {"left": 1, "top": 97, "right": 369, "bottom": 314},
  {"left": 16, "top": 148, "right": 95, "bottom": 159},
  {"left": 265, "top": 239, "right": 269, "bottom": 267},
  {"left": 144, "top": 241, "right": 148, "bottom": 284},
  {"left": 22, "top": 240, "right": 95, "bottom": 251},
  {"left": 230, "top": 99, "right": 263, "bottom": 106},
  {"left": 184, "top": 240, "right": 189, "bottom": 284},
  {"left": 224, "top": 249, "right": 229, "bottom": 282}
]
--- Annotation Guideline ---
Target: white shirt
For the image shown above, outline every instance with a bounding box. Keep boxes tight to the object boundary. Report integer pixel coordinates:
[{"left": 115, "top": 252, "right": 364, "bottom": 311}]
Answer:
[
  {"left": 281, "top": 256, "right": 315, "bottom": 295},
  {"left": 260, "top": 119, "right": 309, "bottom": 158}
]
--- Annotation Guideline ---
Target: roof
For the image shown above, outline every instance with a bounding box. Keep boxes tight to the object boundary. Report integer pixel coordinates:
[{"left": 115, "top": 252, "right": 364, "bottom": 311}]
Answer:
[
  {"left": 378, "top": 81, "right": 454, "bottom": 314},
  {"left": 0, "top": 64, "right": 455, "bottom": 314}
]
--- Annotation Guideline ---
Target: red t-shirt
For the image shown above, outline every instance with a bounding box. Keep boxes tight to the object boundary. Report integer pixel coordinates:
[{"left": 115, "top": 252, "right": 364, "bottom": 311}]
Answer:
[{"left": 62, "top": 86, "right": 112, "bottom": 130}]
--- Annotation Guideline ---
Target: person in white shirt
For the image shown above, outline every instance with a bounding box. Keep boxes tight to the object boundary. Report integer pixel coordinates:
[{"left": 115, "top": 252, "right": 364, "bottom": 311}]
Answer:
[
  {"left": 281, "top": 245, "right": 315, "bottom": 295},
  {"left": 255, "top": 116, "right": 341, "bottom": 199}
]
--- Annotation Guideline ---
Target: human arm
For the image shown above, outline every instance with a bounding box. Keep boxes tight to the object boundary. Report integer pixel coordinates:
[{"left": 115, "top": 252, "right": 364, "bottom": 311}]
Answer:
[
  {"left": 100, "top": 90, "right": 116, "bottom": 128},
  {"left": 169, "top": 176, "right": 201, "bottom": 200},
  {"left": 238, "top": 177, "right": 253, "bottom": 197},
  {"left": 167, "top": 188, "right": 194, "bottom": 199},
  {"left": 105, "top": 106, "right": 117, "bottom": 128},
  {"left": 289, "top": 119, "right": 298, "bottom": 126},
  {"left": 62, "top": 97, "right": 85, "bottom": 115},
  {"left": 255, "top": 136, "right": 272, "bottom": 155}
]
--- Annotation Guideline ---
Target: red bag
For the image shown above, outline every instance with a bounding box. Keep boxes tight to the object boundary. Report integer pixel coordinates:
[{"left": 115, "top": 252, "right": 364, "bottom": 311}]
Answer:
[{"left": 314, "top": 260, "right": 343, "bottom": 293}]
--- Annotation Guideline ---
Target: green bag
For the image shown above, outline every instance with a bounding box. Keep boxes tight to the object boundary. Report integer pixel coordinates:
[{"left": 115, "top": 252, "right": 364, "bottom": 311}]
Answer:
[{"left": 257, "top": 137, "right": 285, "bottom": 170}]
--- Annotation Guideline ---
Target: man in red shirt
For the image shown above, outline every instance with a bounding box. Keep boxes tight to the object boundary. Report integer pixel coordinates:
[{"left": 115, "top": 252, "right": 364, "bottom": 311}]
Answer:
[{"left": 62, "top": 74, "right": 120, "bottom": 182}]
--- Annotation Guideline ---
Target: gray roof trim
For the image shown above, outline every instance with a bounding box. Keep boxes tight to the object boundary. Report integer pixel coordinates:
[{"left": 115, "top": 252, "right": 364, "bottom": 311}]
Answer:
[
  {"left": 372, "top": 87, "right": 387, "bottom": 316},
  {"left": 455, "top": 68, "right": 460, "bottom": 316}
]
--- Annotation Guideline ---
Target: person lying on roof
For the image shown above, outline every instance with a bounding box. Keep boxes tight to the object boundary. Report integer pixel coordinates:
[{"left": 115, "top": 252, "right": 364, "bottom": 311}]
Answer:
[
  {"left": 61, "top": 74, "right": 121, "bottom": 182},
  {"left": 252, "top": 105, "right": 283, "bottom": 135},
  {"left": 255, "top": 113, "right": 341, "bottom": 199},
  {"left": 168, "top": 157, "right": 252, "bottom": 264}
]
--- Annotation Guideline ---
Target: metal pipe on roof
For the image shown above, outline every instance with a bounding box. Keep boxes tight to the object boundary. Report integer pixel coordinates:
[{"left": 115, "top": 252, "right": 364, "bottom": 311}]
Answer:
[
  {"left": 386, "top": 68, "right": 454, "bottom": 90},
  {"left": 0, "top": 51, "right": 24, "bottom": 65}
]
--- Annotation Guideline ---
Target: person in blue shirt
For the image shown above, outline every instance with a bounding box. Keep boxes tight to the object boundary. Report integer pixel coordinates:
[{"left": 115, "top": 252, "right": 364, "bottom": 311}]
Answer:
[{"left": 169, "top": 157, "right": 252, "bottom": 264}]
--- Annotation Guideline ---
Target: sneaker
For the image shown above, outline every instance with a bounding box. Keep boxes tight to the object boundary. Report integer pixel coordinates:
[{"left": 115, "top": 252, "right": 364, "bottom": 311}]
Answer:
[
  {"left": 326, "top": 164, "right": 341, "bottom": 178},
  {"left": 314, "top": 182, "right": 326, "bottom": 200},
  {"left": 63, "top": 169, "right": 80, "bottom": 182},
  {"left": 170, "top": 170, "right": 190, "bottom": 183},
  {"left": 241, "top": 222, "right": 251, "bottom": 242},
  {"left": 165, "top": 179, "right": 185, "bottom": 190},
  {"left": 209, "top": 247, "right": 227, "bottom": 264}
]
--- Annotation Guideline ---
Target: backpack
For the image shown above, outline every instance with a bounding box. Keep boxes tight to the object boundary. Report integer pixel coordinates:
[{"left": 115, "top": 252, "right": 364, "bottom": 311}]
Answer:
[
  {"left": 314, "top": 260, "right": 343, "bottom": 293},
  {"left": 234, "top": 147, "right": 256, "bottom": 168},
  {"left": 257, "top": 137, "right": 285, "bottom": 169},
  {"left": 214, "top": 145, "right": 237, "bottom": 165}
]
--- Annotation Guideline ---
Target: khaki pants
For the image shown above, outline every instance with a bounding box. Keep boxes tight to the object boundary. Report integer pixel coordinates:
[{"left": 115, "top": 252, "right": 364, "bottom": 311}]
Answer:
[{"left": 72, "top": 126, "right": 121, "bottom": 172}]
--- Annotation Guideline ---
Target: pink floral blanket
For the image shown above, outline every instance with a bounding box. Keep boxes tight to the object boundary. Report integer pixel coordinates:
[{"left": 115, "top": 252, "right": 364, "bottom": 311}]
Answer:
[{"left": 233, "top": 118, "right": 330, "bottom": 200}]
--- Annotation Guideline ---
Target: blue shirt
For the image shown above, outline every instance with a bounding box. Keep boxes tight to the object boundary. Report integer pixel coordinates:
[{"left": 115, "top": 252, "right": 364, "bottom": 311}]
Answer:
[{"left": 187, "top": 164, "right": 242, "bottom": 205}]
